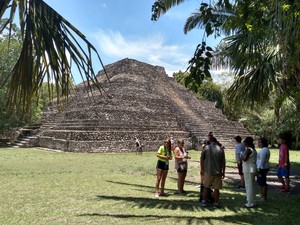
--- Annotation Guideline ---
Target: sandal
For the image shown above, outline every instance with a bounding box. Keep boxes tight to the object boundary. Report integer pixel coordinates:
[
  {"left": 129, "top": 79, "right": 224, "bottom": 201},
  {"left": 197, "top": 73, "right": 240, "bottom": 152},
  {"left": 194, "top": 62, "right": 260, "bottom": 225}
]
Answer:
[{"left": 159, "top": 193, "right": 168, "bottom": 197}]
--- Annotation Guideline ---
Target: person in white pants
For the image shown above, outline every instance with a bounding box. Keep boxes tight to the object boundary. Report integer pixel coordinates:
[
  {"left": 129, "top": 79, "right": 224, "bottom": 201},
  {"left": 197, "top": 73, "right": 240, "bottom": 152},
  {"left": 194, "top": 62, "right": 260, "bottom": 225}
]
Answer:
[{"left": 242, "top": 137, "right": 257, "bottom": 208}]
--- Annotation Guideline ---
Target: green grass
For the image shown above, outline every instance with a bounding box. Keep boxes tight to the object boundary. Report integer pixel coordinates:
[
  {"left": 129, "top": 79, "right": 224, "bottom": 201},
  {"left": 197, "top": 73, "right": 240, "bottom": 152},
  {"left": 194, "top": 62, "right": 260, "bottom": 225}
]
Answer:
[{"left": 0, "top": 148, "right": 299, "bottom": 225}]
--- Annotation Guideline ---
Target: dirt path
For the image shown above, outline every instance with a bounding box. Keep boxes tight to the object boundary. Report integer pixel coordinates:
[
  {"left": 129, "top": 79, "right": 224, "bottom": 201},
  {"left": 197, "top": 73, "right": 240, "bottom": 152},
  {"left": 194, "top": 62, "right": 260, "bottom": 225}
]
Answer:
[
  {"left": 187, "top": 160, "right": 300, "bottom": 195},
  {"left": 225, "top": 166, "right": 300, "bottom": 194}
]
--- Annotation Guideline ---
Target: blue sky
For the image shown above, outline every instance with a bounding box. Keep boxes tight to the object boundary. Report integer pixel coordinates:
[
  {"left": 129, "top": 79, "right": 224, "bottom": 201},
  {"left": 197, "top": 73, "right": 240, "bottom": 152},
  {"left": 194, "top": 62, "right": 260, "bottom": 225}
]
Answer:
[{"left": 44, "top": 0, "right": 221, "bottom": 82}]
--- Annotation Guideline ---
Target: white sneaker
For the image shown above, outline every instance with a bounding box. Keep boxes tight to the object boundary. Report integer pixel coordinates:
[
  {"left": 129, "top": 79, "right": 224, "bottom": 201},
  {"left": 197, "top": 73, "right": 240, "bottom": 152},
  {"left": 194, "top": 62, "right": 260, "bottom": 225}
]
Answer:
[
  {"left": 155, "top": 193, "right": 160, "bottom": 198},
  {"left": 201, "top": 200, "right": 207, "bottom": 207},
  {"left": 244, "top": 203, "right": 254, "bottom": 208}
]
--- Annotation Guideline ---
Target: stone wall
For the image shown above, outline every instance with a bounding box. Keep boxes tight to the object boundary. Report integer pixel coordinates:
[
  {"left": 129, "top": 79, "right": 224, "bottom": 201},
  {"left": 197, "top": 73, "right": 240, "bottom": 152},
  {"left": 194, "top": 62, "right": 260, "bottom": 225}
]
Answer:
[{"left": 37, "top": 58, "right": 250, "bottom": 152}]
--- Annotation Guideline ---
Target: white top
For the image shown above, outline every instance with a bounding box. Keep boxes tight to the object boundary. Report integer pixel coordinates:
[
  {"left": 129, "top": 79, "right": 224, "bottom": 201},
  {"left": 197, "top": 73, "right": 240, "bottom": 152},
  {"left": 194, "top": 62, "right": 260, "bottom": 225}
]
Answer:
[
  {"left": 174, "top": 147, "right": 188, "bottom": 170},
  {"left": 257, "top": 147, "right": 270, "bottom": 169},
  {"left": 242, "top": 147, "right": 257, "bottom": 173}
]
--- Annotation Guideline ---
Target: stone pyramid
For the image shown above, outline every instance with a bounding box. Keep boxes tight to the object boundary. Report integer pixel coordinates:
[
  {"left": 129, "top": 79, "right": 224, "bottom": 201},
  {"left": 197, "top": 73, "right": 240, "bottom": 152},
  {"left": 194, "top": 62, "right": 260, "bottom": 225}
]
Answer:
[{"left": 37, "top": 58, "right": 250, "bottom": 152}]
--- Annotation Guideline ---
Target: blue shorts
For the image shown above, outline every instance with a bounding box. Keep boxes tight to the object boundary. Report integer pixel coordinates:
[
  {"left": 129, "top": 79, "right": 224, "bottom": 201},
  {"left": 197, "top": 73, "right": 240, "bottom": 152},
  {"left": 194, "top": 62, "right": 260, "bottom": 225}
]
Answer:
[
  {"left": 277, "top": 167, "right": 290, "bottom": 177},
  {"left": 156, "top": 160, "right": 169, "bottom": 171}
]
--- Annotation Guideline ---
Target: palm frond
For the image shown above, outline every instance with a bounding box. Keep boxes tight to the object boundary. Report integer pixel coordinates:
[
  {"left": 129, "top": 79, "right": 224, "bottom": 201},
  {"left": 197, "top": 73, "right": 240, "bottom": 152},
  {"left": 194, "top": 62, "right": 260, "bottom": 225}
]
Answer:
[
  {"left": 162, "top": 0, "right": 186, "bottom": 10},
  {"left": 184, "top": 12, "right": 203, "bottom": 34},
  {"left": 1, "top": 0, "right": 107, "bottom": 112},
  {"left": 227, "top": 56, "right": 278, "bottom": 106},
  {"left": 184, "top": 3, "right": 235, "bottom": 37},
  {"left": 151, "top": 0, "right": 186, "bottom": 20}
]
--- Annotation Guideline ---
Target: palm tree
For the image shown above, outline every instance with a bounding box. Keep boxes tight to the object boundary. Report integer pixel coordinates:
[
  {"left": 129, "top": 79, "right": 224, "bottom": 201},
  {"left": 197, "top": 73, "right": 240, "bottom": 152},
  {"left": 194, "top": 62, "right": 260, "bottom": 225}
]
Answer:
[
  {"left": 152, "top": 0, "right": 300, "bottom": 117},
  {"left": 0, "top": 0, "right": 106, "bottom": 112}
]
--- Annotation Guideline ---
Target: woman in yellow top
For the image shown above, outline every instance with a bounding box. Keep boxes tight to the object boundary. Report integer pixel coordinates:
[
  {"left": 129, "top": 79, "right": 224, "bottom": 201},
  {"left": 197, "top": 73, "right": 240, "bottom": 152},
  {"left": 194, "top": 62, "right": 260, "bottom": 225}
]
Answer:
[{"left": 155, "top": 138, "right": 173, "bottom": 197}]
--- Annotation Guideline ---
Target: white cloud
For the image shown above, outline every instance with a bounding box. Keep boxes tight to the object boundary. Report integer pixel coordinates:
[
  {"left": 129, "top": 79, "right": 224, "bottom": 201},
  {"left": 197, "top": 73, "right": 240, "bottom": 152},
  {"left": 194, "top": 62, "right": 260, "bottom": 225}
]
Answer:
[{"left": 93, "top": 29, "right": 192, "bottom": 75}]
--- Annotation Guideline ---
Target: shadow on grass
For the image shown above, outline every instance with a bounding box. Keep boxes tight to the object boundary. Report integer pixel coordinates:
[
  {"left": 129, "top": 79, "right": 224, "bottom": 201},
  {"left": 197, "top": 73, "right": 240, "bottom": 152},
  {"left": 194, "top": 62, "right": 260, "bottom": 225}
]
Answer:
[
  {"left": 80, "top": 179, "right": 300, "bottom": 224},
  {"left": 106, "top": 180, "right": 203, "bottom": 198},
  {"left": 80, "top": 189, "right": 300, "bottom": 224},
  {"left": 93, "top": 185, "right": 249, "bottom": 213},
  {"left": 77, "top": 211, "right": 271, "bottom": 224},
  {"left": 78, "top": 196, "right": 282, "bottom": 225}
]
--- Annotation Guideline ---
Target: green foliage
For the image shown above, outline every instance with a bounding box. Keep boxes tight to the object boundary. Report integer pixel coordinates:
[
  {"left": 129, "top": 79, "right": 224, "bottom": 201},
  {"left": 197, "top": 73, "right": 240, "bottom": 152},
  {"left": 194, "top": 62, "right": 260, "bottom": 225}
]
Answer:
[
  {"left": 151, "top": 0, "right": 300, "bottom": 112},
  {"left": 0, "top": 20, "right": 24, "bottom": 130},
  {"left": 237, "top": 99, "right": 300, "bottom": 149},
  {"left": 277, "top": 100, "right": 300, "bottom": 149},
  {"left": 173, "top": 70, "right": 223, "bottom": 108},
  {"left": 1, "top": 1, "right": 106, "bottom": 113},
  {"left": 198, "top": 81, "right": 223, "bottom": 108},
  {"left": 173, "top": 70, "right": 201, "bottom": 93},
  {"left": 152, "top": 0, "right": 300, "bottom": 149},
  {"left": 0, "top": 19, "right": 22, "bottom": 86},
  {"left": 186, "top": 42, "right": 214, "bottom": 84},
  {"left": 151, "top": 1, "right": 165, "bottom": 21},
  {"left": 0, "top": 23, "right": 52, "bottom": 130}
]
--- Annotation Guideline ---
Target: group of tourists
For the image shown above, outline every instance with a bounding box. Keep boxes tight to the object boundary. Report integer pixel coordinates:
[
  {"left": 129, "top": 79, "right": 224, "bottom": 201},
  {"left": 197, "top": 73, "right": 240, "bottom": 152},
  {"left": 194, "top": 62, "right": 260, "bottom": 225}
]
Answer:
[
  {"left": 234, "top": 134, "right": 291, "bottom": 208},
  {"left": 154, "top": 132, "right": 225, "bottom": 209},
  {"left": 154, "top": 132, "right": 291, "bottom": 209},
  {"left": 234, "top": 136, "right": 269, "bottom": 208}
]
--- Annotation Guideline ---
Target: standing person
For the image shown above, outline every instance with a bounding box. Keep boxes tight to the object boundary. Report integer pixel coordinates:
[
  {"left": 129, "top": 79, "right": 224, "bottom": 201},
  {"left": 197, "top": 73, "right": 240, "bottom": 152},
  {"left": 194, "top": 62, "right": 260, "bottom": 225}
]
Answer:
[
  {"left": 201, "top": 132, "right": 213, "bottom": 148},
  {"left": 199, "top": 131, "right": 224, "bottom": 186},
  {"left": 155, "top": 138, "right": 172, "bottom": 197},
  {"left": 242, "top": 137, "right": 257, "bottom": 208},
  {"left": 198, "top": 131, "right": 224, "bottom": 188},
  {"left": 198, "top": 133, "right": 214, "bottom": 188},
  {"left": 199, "top": 146, "right": 214, "bottom": 203},
  {"left": 256, "top": 137, "right": 270, "bottom": 201},
  {"left": 135, "top": 138, "right": 142, "bottom": 154},
  {"left": 234, "top": 136, "right": 245, "bottom": 189},
  {"left": 174, "top": 139, "right": 191, "bottom": 194},
  {"left": 277, "top": 134, "right": 291, "bottom": 193},
  {"left": 202, "top": 132, "right": 225, "bottom": 150},
  {"left": 201, "top": 137, "right": 226, "bottom": 209}
]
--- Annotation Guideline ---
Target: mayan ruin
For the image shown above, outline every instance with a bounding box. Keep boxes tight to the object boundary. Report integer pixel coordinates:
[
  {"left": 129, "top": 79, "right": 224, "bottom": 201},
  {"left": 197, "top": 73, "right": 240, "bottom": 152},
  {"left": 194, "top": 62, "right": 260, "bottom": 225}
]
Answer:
[{"left": 36, "top": 58, "right": 250, "bottom": 152}]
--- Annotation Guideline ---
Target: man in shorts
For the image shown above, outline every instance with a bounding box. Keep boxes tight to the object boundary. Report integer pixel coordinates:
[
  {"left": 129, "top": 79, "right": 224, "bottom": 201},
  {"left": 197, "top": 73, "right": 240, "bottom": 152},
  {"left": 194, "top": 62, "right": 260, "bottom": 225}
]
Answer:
[
  {"left": 277, "top": 134, "right": 291, "bottom": 192},
  {"left": 201, "top": 137, "right": 226, "bottom": 208},
  {"left": 234, "top": 136, "right": 245, "bottom": 189}
]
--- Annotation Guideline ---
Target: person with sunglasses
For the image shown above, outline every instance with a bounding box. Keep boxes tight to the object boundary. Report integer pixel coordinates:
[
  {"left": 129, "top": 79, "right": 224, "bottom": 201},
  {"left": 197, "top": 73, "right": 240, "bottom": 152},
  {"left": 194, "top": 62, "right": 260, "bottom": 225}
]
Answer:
[{"left": 155, "top": 138, "right": 173, "bottom": 197}]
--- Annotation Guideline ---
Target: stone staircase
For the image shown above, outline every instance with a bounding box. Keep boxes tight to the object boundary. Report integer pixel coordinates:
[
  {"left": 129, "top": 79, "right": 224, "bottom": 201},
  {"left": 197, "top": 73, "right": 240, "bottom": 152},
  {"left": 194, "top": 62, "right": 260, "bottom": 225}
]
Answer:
[
  {"left": 11, "top": 124, "right": 41, "bottom": 148},
  {"left": 36, "top": 58, "right": 250, "bottom": 152},
  {"left": 152, "top": 72, "right": 249, "bottom": 149}
]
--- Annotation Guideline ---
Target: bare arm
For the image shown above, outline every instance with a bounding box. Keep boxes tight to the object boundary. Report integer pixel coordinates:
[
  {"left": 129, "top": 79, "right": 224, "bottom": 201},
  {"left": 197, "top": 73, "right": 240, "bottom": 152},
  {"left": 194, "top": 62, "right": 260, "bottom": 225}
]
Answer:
[
  {"left": 157, "top": 153, "right": 170, "bottom": 160},
  {"left": 174, "top": 147, "right": 183, "bottom": 159},
  {"left": 242, "top": 148, "right": 251, "bottom": 162}
]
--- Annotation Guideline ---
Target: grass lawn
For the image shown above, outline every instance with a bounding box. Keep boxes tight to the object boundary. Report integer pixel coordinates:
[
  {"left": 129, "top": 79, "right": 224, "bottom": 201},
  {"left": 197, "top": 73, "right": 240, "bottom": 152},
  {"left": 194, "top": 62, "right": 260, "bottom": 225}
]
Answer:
[{"left": 0, "top": 147, "right": 299, "bottom": 225}]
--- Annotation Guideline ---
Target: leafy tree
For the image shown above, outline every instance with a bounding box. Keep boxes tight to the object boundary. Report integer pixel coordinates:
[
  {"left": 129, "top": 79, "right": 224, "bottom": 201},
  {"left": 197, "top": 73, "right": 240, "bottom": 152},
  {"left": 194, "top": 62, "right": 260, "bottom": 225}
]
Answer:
[
  {"left": 276, "top": 100, "right": 300, "bottom": 149},
  {"left": 173, "top": 70, "right": 223, "bottom": 108},
  {"left": 0, "top": 19, "right": 52, "bottom": 130},
  {"left": 151, "top": 0, "right": 300, "bottom": 114},
  {"left": 1, "top": 0, "right": 106, "bottom": 113},
  {"left": 0, "top": 19, "right": 23, "bottom": 130},
  {"left": 152, "top": 0, "right": 300, "bottom": 148}
]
